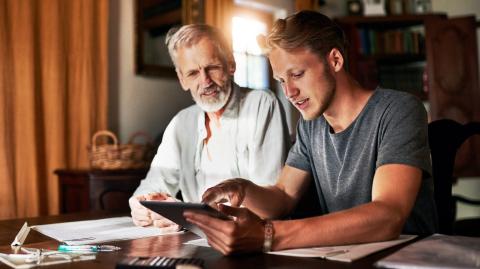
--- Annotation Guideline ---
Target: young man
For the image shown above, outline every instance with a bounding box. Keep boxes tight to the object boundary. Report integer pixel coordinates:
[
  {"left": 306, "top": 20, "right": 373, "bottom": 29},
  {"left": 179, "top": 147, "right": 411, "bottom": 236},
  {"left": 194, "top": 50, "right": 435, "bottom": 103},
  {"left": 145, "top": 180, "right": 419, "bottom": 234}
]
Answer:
[
  {"left": 184, "top": 11, "right": 437, "bottom": 254},
  {"left": 129, "top": 25, "right": 290, "bottom": 230}
]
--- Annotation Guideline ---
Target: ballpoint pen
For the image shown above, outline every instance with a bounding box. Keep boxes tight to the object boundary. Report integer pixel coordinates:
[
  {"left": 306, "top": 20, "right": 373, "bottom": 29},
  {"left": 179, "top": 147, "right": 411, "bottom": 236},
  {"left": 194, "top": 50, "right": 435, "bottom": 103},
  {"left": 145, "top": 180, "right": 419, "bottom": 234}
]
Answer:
[
  {"left": 324, "top": 249, "right": 349, "bottom": 257},
  {"left": 58, "top": 244, "right": 121, "bottom": 253}
]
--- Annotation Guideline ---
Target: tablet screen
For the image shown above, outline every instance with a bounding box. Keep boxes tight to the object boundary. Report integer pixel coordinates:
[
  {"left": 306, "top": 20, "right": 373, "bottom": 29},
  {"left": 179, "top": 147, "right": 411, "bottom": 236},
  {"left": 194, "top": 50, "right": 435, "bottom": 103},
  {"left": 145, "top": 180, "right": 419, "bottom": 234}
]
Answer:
[{"left": 140, "top": 201, "right": 229, "bottom": 238}]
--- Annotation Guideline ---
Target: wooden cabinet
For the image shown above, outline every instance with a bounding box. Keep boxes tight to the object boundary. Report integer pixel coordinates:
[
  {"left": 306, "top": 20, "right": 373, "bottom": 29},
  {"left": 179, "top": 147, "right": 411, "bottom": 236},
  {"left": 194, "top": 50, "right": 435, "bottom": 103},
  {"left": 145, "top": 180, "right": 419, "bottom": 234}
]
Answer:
[
  {"left": 55, "top": 168, "right": 148, "bottom": 213},
  {"left": 336, "top": 14, "right": 480, "bottom": 176},
  {"left": 55, "top": 169, "right": 90, "bottom": 213},
  {"left": 88, "top": 169, "right": 148, "bottom": 211}
]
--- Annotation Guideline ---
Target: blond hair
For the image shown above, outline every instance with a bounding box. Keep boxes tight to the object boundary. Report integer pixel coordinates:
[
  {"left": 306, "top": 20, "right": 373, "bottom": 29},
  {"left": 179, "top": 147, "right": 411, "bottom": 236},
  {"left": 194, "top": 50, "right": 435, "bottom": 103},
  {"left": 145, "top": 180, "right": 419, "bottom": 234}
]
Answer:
[{"left": 260, "top": 10, "right": 348, "bottom": 63}]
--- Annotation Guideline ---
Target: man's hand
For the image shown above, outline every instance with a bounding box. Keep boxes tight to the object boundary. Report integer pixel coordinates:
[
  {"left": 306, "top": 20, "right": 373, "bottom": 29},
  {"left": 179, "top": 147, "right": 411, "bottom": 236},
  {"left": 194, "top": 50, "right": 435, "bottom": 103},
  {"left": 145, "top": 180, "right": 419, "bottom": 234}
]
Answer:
[
  {"left": 184, "top": 204, "right": 265, "bottom": 255},
  {"left": 202, "top": 178, "right": 249, "bottom": 208},
  {"left": 129, "top": 192, "right": 180, "bottom": 232}
]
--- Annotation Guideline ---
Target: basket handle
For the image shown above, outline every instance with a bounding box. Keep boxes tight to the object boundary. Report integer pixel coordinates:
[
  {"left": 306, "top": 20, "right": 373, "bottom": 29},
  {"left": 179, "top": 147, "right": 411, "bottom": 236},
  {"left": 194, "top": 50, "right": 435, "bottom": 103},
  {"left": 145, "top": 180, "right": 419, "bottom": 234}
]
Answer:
[
  {"left": 127, "top": 131, "right": 153, "bottom": 144},
  {"left": 92, "top": 130, "right": 118, "bottom": 149}
]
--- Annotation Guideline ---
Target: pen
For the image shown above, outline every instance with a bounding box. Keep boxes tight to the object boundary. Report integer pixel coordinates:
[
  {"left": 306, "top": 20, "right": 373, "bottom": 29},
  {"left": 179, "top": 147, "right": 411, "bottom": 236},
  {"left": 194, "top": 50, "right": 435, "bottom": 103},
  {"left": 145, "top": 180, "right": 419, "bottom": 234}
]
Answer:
[
  {"left": 58, "top": 244, "right": 121, "bottom": 253},
  {"left": 325, "top": 249, "right": 349, "bottom": 257}
]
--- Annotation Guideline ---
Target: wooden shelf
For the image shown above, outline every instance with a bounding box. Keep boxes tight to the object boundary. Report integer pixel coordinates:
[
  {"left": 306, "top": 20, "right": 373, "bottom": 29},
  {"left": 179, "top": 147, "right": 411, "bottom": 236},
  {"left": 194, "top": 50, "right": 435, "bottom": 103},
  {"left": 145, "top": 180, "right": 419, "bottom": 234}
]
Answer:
[
  {"left": 359, "top": 53, "right": 425, "bottom": 63},
  {"left": 336, "top": 13, "right": 447, "bottom": 28}
]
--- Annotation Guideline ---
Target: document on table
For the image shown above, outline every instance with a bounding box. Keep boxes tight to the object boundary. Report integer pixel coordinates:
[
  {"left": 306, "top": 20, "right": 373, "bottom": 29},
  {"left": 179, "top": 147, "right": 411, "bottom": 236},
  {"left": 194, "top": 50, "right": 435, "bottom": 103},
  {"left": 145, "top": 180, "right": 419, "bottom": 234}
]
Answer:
[
  {"left": 268, "top": 235, "right": 416, "bottom": 262},
  {"left": 32, "top": 217, "right": 181, "bottom": 245},
  {"left": 375, "top": 234, "right": 480, "bottom": 269},
  {"left": 185, "top": 235, "right": 416, "bottom": 262}
]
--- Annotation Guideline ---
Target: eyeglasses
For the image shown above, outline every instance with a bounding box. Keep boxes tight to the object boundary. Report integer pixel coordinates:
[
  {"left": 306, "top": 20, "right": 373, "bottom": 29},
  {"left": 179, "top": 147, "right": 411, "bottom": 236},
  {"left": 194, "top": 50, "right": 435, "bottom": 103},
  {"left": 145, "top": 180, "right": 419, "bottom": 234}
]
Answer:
[{"left": 0, "top": 247, "right": 96, "bottom": 267}]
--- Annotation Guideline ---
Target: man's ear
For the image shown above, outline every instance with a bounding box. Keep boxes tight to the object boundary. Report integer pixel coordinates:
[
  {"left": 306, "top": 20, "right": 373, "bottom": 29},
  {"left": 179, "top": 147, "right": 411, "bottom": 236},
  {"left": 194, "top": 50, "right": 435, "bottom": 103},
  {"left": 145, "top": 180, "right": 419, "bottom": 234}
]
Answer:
[
  {"left": 176, "top": 70, "right": 189, "bottom": 91},
  {"left": 228, "top": 59, "right": 236, "bottom": 76},
  {"left": 327, "top": 48, "right": 344, "bottom": 72}
]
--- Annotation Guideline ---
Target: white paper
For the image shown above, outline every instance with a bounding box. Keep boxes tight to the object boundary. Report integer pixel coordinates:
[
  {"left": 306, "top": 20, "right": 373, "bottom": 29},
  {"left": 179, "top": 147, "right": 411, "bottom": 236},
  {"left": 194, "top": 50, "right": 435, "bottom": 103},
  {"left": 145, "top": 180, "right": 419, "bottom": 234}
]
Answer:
[
  {"left": 184, "top": 238, "right": 211, "bottom": 248},
  {"left": 268, "top": 235, "right": 417, "bottom": 262},
  {"left": 184, "top": 235, "right": 416, "bottom": 262},
  {"left": 32, "top": 217, "right": 180, "bottom": 245},
  {"left": 375, "top": 234, "right": 480, "bottom": 269}
]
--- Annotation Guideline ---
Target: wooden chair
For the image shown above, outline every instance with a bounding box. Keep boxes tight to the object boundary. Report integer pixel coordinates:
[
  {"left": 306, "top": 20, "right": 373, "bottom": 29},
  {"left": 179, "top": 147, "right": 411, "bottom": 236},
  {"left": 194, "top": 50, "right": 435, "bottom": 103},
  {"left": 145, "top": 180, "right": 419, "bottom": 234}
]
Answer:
[{"left": 428, "top": 119, "right": 480, "bottom": 235}]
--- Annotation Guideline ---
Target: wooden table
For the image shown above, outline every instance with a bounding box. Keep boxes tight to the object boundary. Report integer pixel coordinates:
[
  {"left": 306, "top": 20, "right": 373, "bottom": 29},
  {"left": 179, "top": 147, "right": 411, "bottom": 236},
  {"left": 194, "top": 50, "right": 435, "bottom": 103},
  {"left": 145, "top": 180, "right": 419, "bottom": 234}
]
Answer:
[{"left": 0, "top": 212, "right": 413, "bottom": 269}]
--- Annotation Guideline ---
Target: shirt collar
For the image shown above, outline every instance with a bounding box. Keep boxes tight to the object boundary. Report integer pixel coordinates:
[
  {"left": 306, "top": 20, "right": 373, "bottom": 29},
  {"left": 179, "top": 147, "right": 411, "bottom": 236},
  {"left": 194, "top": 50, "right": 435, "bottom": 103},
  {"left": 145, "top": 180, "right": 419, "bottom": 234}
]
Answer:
[{"left": 222, "top": 81, "right": 241, "bottom": 119}]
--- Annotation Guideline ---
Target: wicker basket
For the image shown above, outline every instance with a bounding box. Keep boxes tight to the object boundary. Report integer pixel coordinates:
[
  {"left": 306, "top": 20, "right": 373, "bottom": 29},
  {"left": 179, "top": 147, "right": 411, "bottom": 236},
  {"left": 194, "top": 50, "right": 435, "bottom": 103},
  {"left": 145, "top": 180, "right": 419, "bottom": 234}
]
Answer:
[{"left": 88, "top": 130, "right": 155, "bottom": 170}]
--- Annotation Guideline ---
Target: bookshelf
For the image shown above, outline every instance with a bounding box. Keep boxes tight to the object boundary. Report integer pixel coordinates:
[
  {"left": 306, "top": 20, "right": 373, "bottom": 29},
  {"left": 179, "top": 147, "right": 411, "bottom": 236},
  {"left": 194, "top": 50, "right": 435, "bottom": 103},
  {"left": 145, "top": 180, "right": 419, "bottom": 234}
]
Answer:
[
  {"left": 337, "top": 14, "right": 480, "bottom": 176},
  {"left": 336, "top": 14, "right": 446, "bottom": 100}
]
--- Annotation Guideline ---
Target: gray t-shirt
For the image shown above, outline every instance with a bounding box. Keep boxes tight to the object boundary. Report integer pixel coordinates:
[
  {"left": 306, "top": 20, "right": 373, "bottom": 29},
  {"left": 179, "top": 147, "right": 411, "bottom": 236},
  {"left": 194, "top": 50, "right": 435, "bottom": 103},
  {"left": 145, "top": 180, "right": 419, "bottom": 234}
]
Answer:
[{"left": 286, "top": 88, "right": 437, "bottom": 234}]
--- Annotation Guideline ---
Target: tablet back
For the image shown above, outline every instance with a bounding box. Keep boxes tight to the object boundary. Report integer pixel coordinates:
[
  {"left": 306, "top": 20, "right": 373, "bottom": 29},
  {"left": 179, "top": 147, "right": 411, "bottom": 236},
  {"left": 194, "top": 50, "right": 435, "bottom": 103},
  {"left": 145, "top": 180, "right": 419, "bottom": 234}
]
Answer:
[{"left": 140, "top": 201, "right": 228, "bottom": 238}]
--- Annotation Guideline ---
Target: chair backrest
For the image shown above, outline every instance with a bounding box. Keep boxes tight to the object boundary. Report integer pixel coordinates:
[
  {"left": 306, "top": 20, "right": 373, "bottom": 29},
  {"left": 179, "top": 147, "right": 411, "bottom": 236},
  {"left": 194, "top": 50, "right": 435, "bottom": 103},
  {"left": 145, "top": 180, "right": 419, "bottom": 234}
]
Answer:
[{"left": 428, "top": 119, "right": 480, "bottom": 234}]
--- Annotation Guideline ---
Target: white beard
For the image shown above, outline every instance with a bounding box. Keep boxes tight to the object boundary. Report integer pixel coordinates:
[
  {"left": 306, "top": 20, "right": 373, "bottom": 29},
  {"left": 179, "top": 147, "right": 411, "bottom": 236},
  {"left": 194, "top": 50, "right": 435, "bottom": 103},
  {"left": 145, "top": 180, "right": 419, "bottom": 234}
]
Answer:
[{"left": 193, "top": 83, "right": 232, "bottom": 113}]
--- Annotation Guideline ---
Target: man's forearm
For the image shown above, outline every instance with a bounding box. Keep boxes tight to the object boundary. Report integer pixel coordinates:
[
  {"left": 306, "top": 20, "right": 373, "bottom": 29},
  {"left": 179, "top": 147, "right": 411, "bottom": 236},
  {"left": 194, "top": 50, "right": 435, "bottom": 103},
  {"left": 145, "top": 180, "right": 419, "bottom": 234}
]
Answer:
[
  {"left": 271, "top": 201, "right": 404, "bottom": 250},
  {"left": 242, "top": 182, "right": 295, "bottom": 220}
]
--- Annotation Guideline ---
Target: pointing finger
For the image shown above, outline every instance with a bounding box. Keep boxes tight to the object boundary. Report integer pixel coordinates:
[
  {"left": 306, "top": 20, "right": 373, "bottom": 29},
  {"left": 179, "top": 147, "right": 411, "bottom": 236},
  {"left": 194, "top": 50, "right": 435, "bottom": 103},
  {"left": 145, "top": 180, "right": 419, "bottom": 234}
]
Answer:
[{"left": 218, "top": 204, "right": 245, "bottom": 218}]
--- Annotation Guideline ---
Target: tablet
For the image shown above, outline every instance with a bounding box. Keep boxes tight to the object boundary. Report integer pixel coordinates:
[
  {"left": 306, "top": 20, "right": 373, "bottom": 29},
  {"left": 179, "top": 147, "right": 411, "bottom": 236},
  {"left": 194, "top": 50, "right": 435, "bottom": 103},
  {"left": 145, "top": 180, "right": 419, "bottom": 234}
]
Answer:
[{"left": 140, "top": 201, "right": 229, "bottom": 238}]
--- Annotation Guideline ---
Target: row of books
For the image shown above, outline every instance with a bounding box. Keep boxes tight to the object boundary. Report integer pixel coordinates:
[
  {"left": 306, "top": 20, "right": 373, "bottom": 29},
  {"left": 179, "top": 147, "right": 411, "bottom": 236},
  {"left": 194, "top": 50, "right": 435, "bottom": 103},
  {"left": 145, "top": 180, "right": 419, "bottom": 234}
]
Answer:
[
  {"left": 378, "top": 62, "right": 426, "bottom": 98},
  {"left": 354, "top": 59, "right": 427, "bottom": 100},
  {"left": 355, "top": 28, "right": 425, "bottom": 56}
]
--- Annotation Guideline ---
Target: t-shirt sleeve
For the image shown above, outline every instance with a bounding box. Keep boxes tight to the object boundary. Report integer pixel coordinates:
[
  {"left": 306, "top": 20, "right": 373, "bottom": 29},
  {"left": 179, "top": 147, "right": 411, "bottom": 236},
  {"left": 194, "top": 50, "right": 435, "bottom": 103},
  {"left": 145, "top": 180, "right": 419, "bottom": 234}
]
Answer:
[
  {"left": 286, "top": 120, "right": 312, "bottom": 173},
  {"left": 376, "top": 95, "right": 431, "bottom": 176}
]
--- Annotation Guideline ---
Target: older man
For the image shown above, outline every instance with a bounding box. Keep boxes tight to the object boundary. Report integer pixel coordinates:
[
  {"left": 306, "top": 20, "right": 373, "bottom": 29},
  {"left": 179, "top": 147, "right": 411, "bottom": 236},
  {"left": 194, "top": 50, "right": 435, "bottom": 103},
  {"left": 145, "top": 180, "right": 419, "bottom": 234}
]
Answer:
[
  {"left": 129, "top": 24, "right": 290, "bottom": 229},
  {"left": 185, "top": 11, "right": 437, "bottom": 255}
]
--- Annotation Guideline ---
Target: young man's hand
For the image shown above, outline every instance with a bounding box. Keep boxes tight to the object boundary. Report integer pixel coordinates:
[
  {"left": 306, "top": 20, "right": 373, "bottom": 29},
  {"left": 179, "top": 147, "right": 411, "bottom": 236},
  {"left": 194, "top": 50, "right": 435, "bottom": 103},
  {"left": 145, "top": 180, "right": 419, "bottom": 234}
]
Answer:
[
  {"left": 184, "top": 204, "right": 265, "bottom": 255},
  {"left": 129, "top": 192, "right": 180, "bottom": 232},
  {"left": 201, "top": 178, "right": 249, "bottom": 208}
]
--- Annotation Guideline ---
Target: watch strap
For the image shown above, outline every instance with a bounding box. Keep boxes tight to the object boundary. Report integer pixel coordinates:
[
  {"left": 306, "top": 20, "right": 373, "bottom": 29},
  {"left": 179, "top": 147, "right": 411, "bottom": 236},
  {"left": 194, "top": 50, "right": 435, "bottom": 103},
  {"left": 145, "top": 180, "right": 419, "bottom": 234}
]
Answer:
[{"left": 263, "top": 221, "right": 274, "bottom": 252}]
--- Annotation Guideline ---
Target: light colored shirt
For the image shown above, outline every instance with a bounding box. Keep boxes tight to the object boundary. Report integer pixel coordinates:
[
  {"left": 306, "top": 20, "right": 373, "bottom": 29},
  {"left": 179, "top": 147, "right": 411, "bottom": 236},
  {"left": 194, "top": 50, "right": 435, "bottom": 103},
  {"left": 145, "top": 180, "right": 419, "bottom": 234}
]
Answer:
[
  {"left": 198, "top": 120, "right": 236, "bottom": 196},
  {"left": 133, "top": 83, "right": 290, "bottom": 202}
]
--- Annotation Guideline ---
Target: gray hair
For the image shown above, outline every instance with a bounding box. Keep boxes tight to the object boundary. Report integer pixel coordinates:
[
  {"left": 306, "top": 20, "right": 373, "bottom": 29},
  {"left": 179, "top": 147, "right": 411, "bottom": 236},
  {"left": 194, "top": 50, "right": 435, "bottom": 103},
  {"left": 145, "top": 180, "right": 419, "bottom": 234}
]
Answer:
[{"left": 165, "top": 24, "right": 234, "bottom": 71}]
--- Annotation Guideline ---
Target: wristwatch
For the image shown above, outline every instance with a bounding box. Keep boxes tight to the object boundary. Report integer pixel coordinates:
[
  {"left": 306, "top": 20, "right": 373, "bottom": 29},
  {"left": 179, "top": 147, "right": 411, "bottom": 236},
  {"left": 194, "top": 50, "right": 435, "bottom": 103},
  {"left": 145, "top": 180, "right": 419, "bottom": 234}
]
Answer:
[{"left": 263, "top": 221, "right": 274, "bottom": 252}]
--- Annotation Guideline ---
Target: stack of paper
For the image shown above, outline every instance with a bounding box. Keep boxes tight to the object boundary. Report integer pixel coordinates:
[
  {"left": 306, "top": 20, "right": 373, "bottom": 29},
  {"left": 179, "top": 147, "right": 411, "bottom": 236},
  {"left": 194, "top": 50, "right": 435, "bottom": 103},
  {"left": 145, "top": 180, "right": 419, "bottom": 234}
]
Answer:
[
  {"left": 32, "top": 217, "right": 180, "bottom": 245},
  {"left": 268, "top": 235, "right": 416, "bottom": 262}
]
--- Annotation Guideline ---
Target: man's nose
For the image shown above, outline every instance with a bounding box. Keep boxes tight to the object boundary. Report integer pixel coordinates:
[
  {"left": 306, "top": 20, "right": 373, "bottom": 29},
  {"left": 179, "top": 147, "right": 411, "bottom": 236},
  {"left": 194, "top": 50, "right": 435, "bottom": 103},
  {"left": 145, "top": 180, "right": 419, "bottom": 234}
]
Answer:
[
  {"left": 200, "top": 69, "right": 213, "bottom": 88},
  {"left": 284, "top": 81, "right": 299, "bottom": 99}
]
